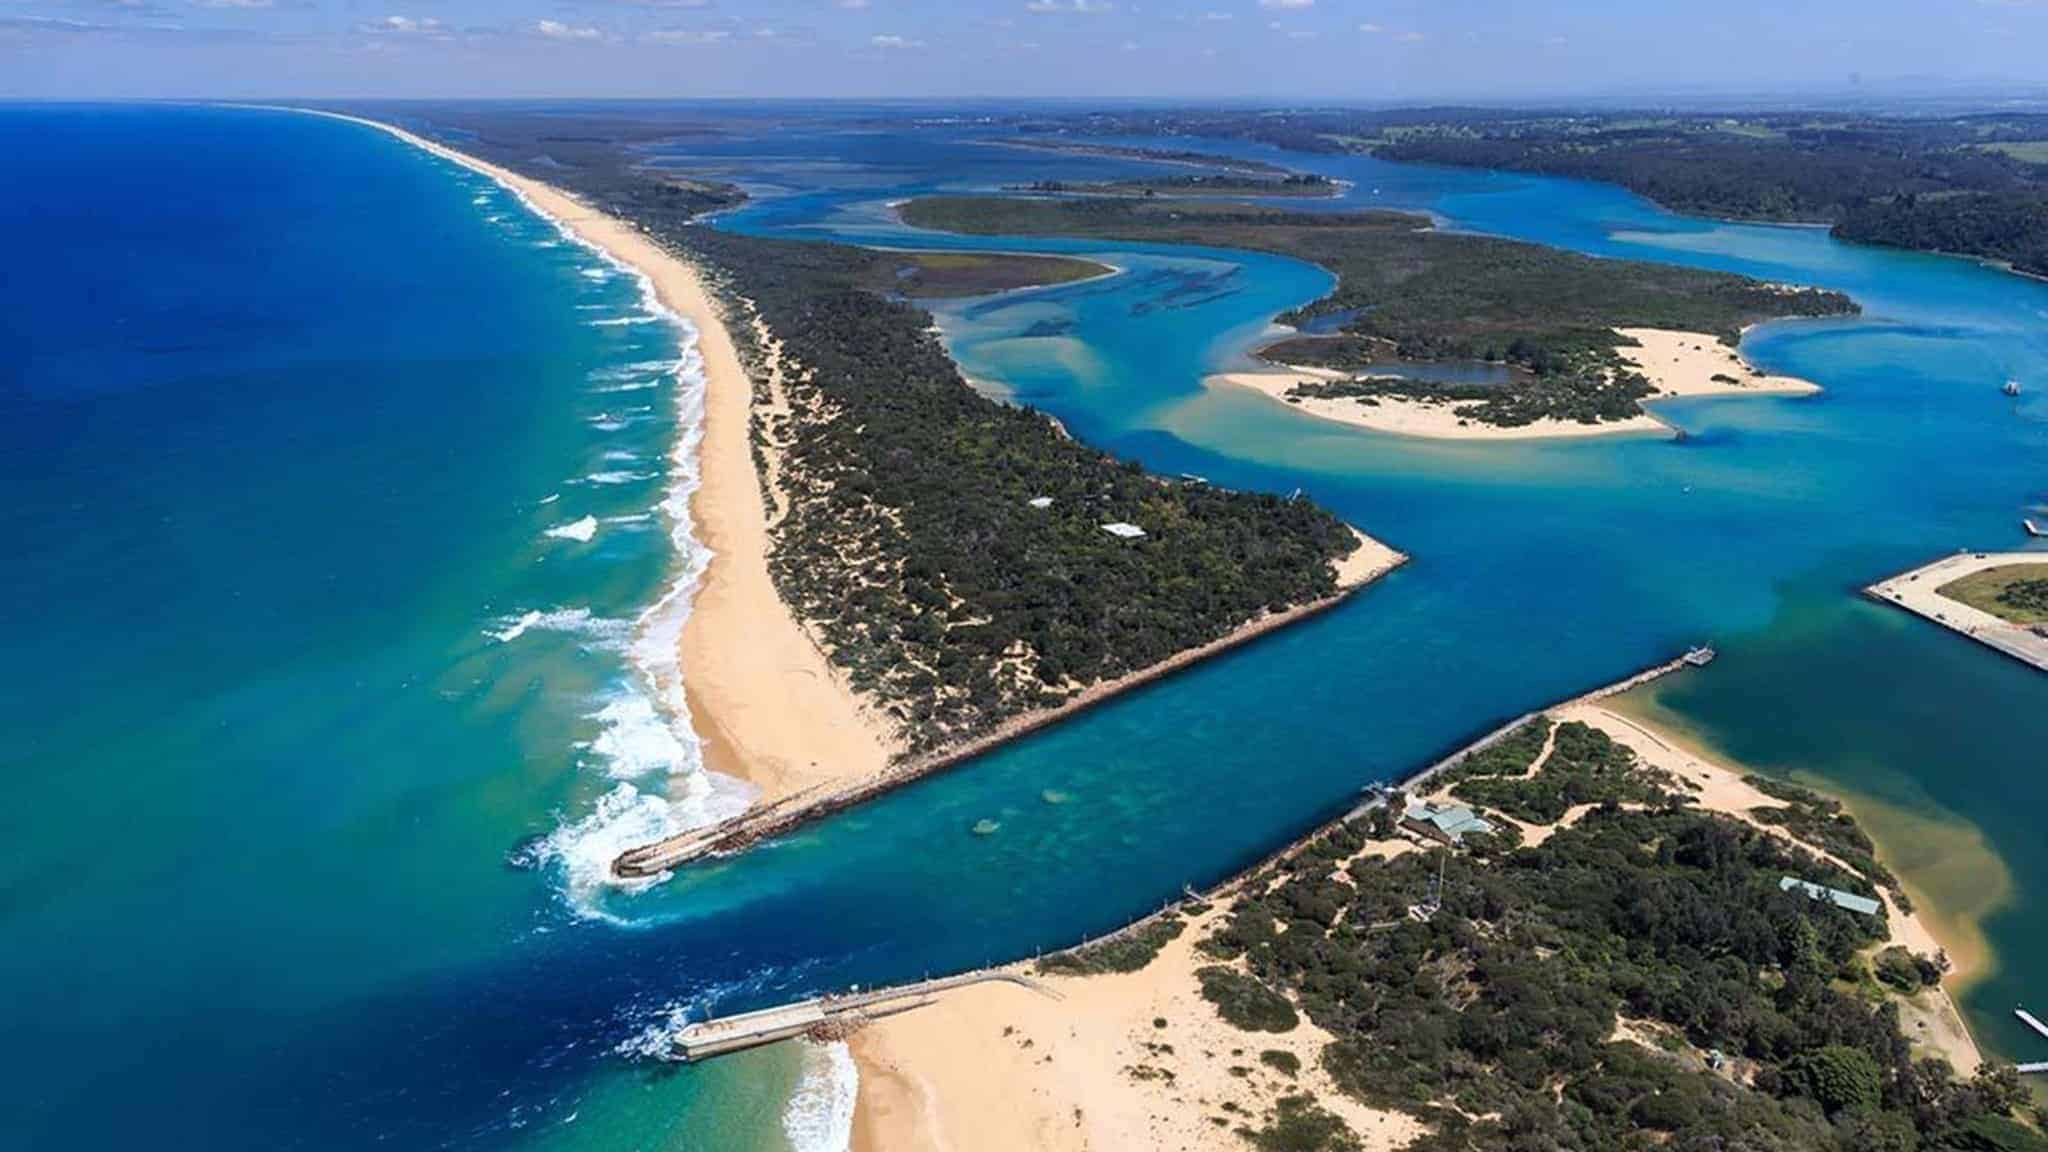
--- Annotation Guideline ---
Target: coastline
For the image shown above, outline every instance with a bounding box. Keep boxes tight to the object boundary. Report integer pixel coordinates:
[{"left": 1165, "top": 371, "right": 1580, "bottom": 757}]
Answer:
[
  {"left": 1214, "top": 325, "right": 1819, "bottom": 442},
  {"left": 848, "top": 669, "right": 1990, "bottom": 1151},
  {"left": 290, "top": 109, "right": 899, "bottom": 809}
]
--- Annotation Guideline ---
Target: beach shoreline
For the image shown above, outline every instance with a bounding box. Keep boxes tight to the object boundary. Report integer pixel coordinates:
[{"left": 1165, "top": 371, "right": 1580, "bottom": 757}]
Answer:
[
  {"left": 1216, "top": 325, "right": 1820, "bottom": 441},
  {"left": 289, "top": 108, "right": 900, "bottom": 812}
]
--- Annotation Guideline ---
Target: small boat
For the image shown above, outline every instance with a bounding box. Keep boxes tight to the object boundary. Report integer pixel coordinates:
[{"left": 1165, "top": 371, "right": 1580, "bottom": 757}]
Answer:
[
  {"left": 2026, "top": 518, "right": 2046, "bottom": 538},
  {"left": 1683, "top": 645, "right": 1717, "bottom": 667},
  {"left": 2005, "top": 378, "right": 2023, "bottom": 397}
]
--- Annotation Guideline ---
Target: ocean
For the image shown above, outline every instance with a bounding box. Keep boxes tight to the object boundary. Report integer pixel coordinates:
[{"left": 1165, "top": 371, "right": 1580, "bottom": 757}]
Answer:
[{"left": 2, "top": 101, "right": 2043, "bottom": 1151}]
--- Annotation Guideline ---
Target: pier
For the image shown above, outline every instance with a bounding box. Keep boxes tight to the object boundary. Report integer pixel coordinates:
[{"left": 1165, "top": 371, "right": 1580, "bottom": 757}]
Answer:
[
  {"left": 1864, "top": 552, "right": 2048, "bottom": 674},
  {"left": 671, "top": 971, "right": 1056, "bottom": 1062}
]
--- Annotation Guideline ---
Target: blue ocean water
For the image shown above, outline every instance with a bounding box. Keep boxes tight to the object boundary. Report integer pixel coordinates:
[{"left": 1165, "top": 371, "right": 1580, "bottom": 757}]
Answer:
[{"left": 3, "top": 102, "right": 2044, "bottom": 1152}]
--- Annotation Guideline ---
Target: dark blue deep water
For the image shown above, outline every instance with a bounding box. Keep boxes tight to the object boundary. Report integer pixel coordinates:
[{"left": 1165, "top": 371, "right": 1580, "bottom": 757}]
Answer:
[{"left": 3, "top": 103, "right": 2043, "bottom": 1150}]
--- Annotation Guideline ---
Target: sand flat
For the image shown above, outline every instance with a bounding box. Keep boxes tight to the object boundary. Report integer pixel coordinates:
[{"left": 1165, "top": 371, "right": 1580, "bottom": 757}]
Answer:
[{"left": 316, "top": 110, "right": 900, "bottom": 807}]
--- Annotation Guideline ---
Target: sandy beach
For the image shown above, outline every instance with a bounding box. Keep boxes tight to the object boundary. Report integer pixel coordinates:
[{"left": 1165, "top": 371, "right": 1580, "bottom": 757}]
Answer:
[
  {"left": 309, "top": 111, "right": 900, "bottom": 807},
  {"left": 1218, "top": 326, "right": 1820, "bottom": 441},
  {"left": 849, "top": 906, "right": 1424, "bottom": 1152}
]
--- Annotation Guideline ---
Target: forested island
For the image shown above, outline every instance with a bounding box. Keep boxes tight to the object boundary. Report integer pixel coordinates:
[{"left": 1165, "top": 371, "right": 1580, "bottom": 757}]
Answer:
[
  {"left": 1001, "top": 108, "right": 2048, "bottom": 277},
  {"left": 1013, "top": 173, "right": 1340, "bottom": 199},
  {"left": 900, "top": 195, "right": 1855, "bottom": 429},
  {"left": 376, "top": 105, "right": 1375, "bottom": 756}
]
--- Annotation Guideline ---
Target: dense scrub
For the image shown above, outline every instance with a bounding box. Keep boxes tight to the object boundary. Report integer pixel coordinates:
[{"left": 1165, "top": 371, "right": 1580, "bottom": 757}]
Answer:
[
  {"left": 901, "top": 196, "right": 1854, "bottom": 427},
  {"left": 1438, "top": 718, "right": 1680, "bottom": 824},
  {"left": 1205, "top": 801, "right": 2040, "bottom": 1152}
]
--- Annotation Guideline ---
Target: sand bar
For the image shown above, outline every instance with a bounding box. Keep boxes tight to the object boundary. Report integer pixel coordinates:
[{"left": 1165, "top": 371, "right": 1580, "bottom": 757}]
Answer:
[
  {"left": 1219, "top": 326, "right": 1819, "bottom": 441},
  {"left": 297, "top": 109, "right": 899, "bottom": 810}
]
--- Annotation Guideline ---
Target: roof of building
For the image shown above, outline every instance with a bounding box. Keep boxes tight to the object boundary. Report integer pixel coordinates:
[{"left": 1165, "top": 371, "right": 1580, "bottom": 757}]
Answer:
[
  {"left": 1403, "top": 802, "right": 1495, "bottom": 842},
  {"left": 1779, "top": 876, "right": 1882, "bottom": 917},
  {"left": 1026, "top": 496, "right": 1054, "bottom": 509},
  {"left": 1100, "top": 521, "right": 1147, "bottom": 539}
]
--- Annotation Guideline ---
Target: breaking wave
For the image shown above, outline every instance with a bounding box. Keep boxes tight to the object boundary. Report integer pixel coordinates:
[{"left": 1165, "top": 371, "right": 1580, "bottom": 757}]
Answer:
[{"left": 784, "top": 1042, "right": 860, "bottom": 1152}]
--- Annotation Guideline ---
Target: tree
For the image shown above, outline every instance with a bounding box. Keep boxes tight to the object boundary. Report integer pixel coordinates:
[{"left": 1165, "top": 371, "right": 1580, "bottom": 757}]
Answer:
[{"left": 1797, "top": 1045, "right": 1882, "bottom": 1116}]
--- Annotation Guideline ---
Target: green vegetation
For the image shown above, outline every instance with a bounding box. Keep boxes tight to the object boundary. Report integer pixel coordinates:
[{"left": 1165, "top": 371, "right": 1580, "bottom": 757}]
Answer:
[
  {"left": 1197, "top": 966, "right": 1301, "bottom": 1033},
  {"left": 1243, "top": 1094, "right": 1362, "bottom": 1152},
  {"left": 900, "top": 195, "right": 1853, "bottom": 428},
  {"left": 1037, "top": 916, "right": 1185, "bottom": 975},
  {"left": 682, "top": 225, "right": 1357, "bottom": 751},
  {"left": 1260, "top": 1048, "right": 1303, "bottom": 1076},
  {"left": 1197, "top": 797, "right": 2041, "bottom": 1152},
  {"left": 1938, "top": 563, "right": 2048, "bottom": 626},
  {"left": 1439, "top": 718, "right": 1681, "bottom": 824},
  {"left": 1745, "top": 774, "right": 1908, "bottom": 903}
]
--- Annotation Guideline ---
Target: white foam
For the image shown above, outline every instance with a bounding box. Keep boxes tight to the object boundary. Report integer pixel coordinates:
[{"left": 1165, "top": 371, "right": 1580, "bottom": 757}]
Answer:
[
  {"left": 602, "top": 450, "right": 641, "bottom": 463},
  {"left": 544, "top": 515, "right": 599, "bottom": 543},
  {"left": 588, "top": 313, "right": 662, "bottom": 327},
  {"left": 588, "top": 415, "right": 632, "bottom": 432},
  {"left": 580, "top": 267, "right": 613, "bottom": 282},
  {"left": 538, "top": 492, "right": 561, "bottom": 506},
  {"left": 486, "top": 606, "right": 630, "bottom": 646},
  {"left": 783, "top": 1041, "right": 859, "bottom": 1152},
  {"left": 579, "top": 470, "right": 656, "bottom": 486}
]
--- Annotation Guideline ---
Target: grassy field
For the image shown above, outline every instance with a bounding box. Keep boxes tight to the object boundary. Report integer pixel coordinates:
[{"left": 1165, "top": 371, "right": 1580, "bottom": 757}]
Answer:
[
  {"left": 1938, "top": 562, "right": 2048, "bottom": 626},
  {"left": 1981, "top": 140, "right": 2048, "bottom": 165}
]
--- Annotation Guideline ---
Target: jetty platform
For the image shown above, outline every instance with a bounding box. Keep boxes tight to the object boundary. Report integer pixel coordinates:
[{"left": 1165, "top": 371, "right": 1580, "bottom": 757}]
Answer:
[
  {"left": 1864, "top": 552, "right": 2048, "bottom": 674},
  {"left": 672, "top": 970, "right": 1055, "bottom": 1062}
]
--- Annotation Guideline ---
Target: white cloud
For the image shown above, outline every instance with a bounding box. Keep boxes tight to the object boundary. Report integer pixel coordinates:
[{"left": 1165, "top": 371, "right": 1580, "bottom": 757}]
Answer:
[
  {"left": 193, "top": 0, "right": 272, "bottom": 8},
  {"left": 643, "top": 26, "right": 729, "bottom": 43},
  {"left": 1025, "top": 0, "right": 1110, "bottom": 12},
  {"left": 1258, "top": 0, "right": 1312, "bottom": 8},
  {"left": 535, "top": 19, "right": 604, "bottom": 40},
  {"left": 870, "top": 32, "right": 923, "bottom": 48},
  {"left": 1358, "top": 21, "right": 1382, "bottom": 32},
  {"left": 838, "top": 0, "right": 870, "bottom": 7},
  {"left": 1397, "top": 29, "right": 1424, "bottom": 41},
  {"left": 370, "top": 15, "right": 443, "bottom": 34},
  {"left": 1198, "top": 10, "right": 1232, "bottom": 20}
]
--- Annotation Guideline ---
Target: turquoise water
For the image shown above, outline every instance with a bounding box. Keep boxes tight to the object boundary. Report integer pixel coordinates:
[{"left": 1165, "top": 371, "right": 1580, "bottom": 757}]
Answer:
[{"left": 3, "top": 103, "right": 2044, "bottom": 1151}]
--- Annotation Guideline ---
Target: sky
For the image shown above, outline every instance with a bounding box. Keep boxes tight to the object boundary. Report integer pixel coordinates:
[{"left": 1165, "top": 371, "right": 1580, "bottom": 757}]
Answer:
[{"left": 3, "top": 0, "right": 2045, "bottom": 102}]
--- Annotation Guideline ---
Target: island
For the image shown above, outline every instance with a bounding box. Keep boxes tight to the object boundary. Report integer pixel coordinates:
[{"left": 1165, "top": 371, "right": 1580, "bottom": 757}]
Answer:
[
  {"left": 1011, "top": 173, "right": 1342, "bottom": 199},
  {"left": 899, "top": 196, "right": 1856, "bottom": 439},
  {"left": 848, "top": 694, "right": 2040, "bottom": 1152}
]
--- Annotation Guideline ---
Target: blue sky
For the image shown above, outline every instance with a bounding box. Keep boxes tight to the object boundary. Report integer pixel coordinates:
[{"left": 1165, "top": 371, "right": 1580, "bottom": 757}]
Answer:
[{"left": 3, "top": 0, "right": 2044, "bottom": 101}]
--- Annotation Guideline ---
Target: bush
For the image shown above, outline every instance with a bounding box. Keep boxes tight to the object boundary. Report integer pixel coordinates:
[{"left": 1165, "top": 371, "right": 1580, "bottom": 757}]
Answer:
[{"left": 1198, "top": 967, "right": 1300, "bottom": 1033}]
